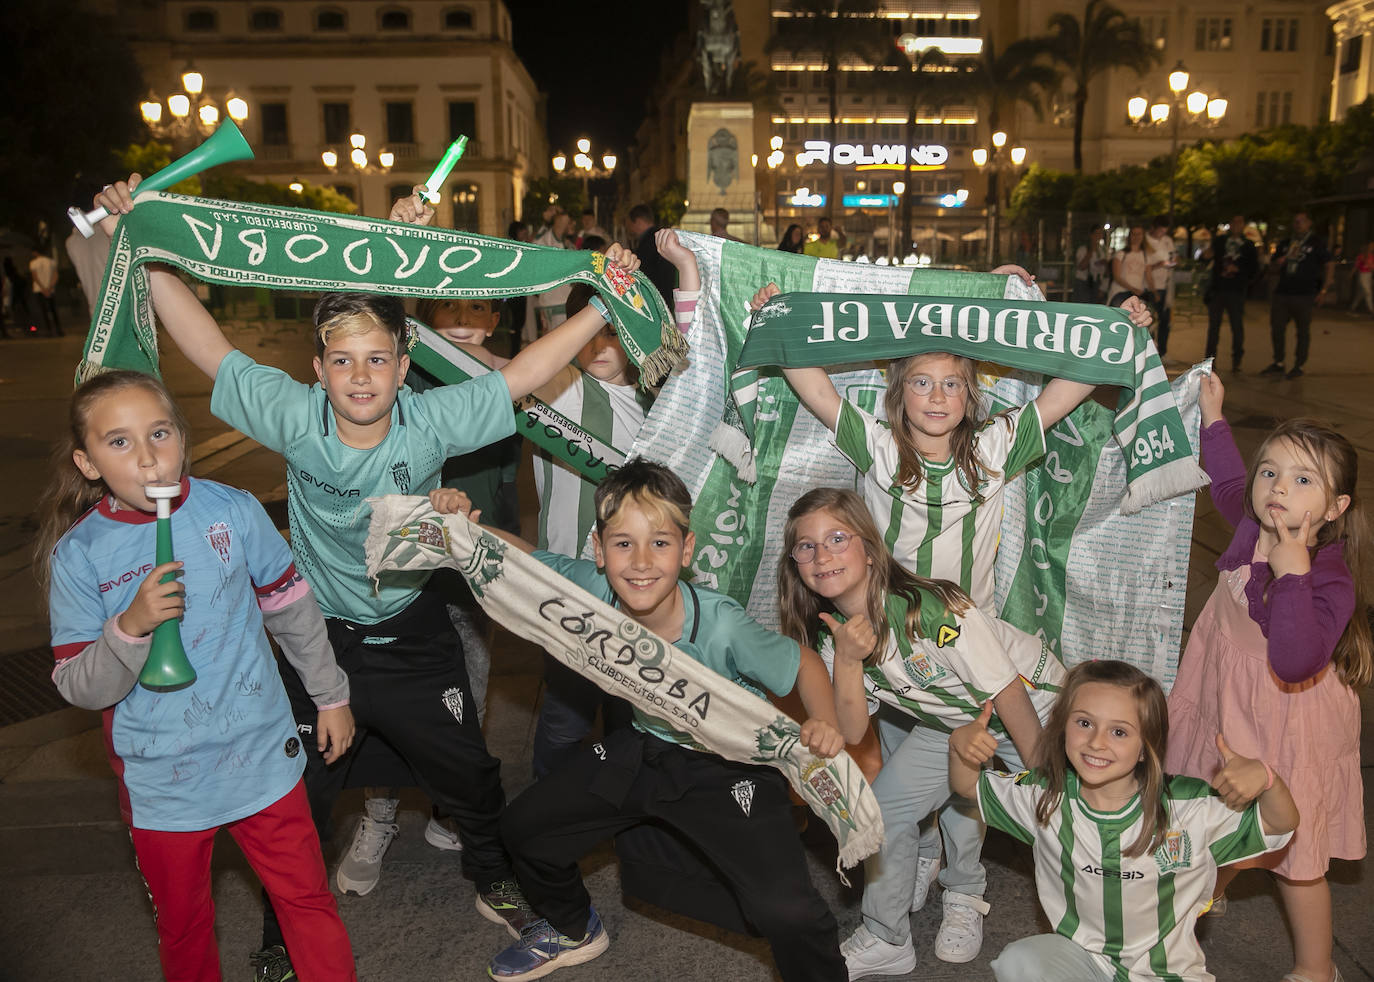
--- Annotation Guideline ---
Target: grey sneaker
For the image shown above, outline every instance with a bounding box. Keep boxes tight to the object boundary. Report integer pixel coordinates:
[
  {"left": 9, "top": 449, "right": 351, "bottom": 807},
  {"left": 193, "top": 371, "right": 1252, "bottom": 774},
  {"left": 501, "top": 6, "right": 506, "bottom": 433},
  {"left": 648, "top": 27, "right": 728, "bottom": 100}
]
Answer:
[
  {"left": 335, "top": 797, "right": 400, "bottom": 896},
  {"left": 424, "top": 813, "right": 464, "bottom": 851}
]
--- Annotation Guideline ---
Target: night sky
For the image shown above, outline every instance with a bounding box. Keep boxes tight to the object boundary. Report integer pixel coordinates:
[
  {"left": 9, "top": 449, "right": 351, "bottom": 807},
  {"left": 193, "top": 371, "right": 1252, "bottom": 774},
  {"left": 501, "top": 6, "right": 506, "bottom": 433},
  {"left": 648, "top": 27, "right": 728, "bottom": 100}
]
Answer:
[{"left": 508, "top": 1, "right": 692, "bottom": 158}]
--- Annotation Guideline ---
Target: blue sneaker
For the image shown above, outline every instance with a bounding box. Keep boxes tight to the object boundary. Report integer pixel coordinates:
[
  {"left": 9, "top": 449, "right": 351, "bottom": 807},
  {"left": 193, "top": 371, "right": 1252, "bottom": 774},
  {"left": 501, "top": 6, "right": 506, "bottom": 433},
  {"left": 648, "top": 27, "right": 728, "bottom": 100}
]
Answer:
[{"left": 487, "top": 909, "right": 610, "bottom": 980}]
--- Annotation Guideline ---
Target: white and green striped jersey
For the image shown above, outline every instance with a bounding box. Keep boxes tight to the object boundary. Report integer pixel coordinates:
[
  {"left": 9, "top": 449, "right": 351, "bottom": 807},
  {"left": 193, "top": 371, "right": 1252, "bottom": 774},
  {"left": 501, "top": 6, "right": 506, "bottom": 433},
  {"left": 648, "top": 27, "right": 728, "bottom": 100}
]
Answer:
[
  {"left": 818, "top": 588, "right": 1063, "bottom": 735},
  {"left": 533, "top": 365, "right": 649, "bottom": 556},
  {"left": 978, "top": 770, "right": 1293, "bottom": 982},
  {"left": 833, "top": 399, "right": 1046, "bottom": 611}
]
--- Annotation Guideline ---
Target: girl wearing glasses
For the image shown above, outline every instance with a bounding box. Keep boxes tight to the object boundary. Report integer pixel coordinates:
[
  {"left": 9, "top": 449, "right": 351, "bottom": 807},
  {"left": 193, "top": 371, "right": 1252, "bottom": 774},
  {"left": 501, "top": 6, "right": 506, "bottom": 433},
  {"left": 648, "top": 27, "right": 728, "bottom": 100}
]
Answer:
[{"left": 777, "top": 488, "right": 1063, "bottom": 979}]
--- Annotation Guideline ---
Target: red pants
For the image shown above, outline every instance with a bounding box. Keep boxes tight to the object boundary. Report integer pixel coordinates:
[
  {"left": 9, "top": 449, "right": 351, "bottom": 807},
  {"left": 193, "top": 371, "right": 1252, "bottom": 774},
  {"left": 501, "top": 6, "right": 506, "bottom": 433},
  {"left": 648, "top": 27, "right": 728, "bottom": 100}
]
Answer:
[{"left": 130, "top": 780, "right": 355, "bottom": 982}]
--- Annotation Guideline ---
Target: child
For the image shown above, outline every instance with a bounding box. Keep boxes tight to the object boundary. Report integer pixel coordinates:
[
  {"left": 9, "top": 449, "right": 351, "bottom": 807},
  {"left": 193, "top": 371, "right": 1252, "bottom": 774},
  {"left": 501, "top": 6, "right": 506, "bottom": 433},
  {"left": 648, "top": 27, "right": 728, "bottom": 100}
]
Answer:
[
  {"left": 754, "top": 279, "right": 1100, "bottom": 960},
  {"left": 529, "top": 228, "right": 700, "bottom": 778},
  {"left": 334, "top": 291, "right": 522, "bottom": 897},
  {"left": 92, "top": 176, "right": 642, "bottom": 975},
  {"left": 949, "top": 660, "right": 1300, "bottom": 982},
  {"left": 1166, "top": 372, "right": 1369, "bottom": 982},
  {"left": 443, "top": 458, "right": 849, "bottom": 981},
  {"left": 38, "top": 370, "right": 357, "bottom": 981},
  {"left": 777, "top": 487, "right": 1063, "bottom": 978}
]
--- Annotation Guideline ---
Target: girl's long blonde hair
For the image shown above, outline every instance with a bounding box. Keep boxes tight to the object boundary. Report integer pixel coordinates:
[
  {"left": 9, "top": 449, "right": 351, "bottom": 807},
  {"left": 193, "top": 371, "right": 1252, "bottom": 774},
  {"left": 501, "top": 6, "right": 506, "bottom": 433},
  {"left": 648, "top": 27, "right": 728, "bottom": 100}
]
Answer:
[
  {"left": 777, "top": 488, "right": 971, "bottom": 659},
  {"left": 1245, "top": 418, "right": 1372, "bottom": 689},
  {"left": 33, "top": 371, "right": 191, "bottom": 599},
  {"left": 883, "top": 353, "right": 991, "bottom": 498},
  {"left": 1034, "top": 660, "right": 1171, "bottom": 858}
]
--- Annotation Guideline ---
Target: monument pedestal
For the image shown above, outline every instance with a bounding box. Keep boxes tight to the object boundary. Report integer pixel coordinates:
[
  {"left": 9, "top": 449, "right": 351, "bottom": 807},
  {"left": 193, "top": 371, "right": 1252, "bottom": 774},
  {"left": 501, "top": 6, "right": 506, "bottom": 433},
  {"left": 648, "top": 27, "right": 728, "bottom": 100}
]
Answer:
[{"left": 682, "top": 102, "right": 773, "bottom": 244}]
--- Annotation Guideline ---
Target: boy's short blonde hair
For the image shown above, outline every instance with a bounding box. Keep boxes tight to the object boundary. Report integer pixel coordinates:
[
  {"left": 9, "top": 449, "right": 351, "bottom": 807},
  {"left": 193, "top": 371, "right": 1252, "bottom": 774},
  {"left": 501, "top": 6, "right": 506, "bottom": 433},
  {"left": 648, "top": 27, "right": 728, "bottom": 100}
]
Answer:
[
  {"left": 312, "top": 293, "right": 408, "bottom": 357},
  {"left": 594, "top": 458, "right": 692, "bottom": 537}
]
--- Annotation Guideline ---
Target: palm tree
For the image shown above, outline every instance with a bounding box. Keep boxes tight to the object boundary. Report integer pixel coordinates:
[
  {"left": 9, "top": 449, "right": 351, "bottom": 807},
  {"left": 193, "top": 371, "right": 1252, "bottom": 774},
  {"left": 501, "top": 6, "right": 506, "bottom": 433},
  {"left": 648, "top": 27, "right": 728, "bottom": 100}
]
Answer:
[
  {"left": 870, "top": 47, "right": 976, "bottom": 255},
  {"left": 965, "top": 34, "right": 1062, "bottom": 144},
  {"left": 1045, "top": 0, "right": 1162, "bottom": 172},
  {"left": 766, "top": 0, "right": 887, "bottom": 214}
]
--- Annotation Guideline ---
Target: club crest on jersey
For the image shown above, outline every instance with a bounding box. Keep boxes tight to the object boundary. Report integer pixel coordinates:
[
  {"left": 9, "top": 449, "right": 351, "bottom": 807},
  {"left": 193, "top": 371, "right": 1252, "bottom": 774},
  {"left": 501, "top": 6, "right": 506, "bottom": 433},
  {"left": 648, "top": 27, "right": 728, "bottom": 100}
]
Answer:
[
  {"left": 1153, "top": 827, "right": 1193, "bottom": 874},
  {"left": 731, "top": 779, "right": 755, "bottom": 816},
  {"left": 440, "top": 686, "right": 463, "bottom": 724},
  {"left": 902, "top": 650, "right": 948, "bottom": 689},
  {"left": 391, "top": 460, "right": 411, "bottom": 493},
  {"left": 936, "top": 623, "right": 960, "bottom": 647},
  {"left": 203, "top": 522, "right": 232, "bottom": 564}
]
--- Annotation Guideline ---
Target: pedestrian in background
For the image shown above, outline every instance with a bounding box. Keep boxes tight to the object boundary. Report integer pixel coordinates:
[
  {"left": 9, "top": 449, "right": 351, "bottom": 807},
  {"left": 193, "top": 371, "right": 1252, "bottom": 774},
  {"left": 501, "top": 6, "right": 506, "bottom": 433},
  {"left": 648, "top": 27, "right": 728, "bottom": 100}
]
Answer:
[
  {"left": 778, "top": 223, "right": 804, "bottom": 253},
  {"left": 1261, "top": 212, "right": 1334, "bottom": 380},
  {"left": 1349, "top": 241, "right": 1374, "bottom": 316},
  {"left": 1201, "top": 214, "right": 1258, "bottom": 374}
]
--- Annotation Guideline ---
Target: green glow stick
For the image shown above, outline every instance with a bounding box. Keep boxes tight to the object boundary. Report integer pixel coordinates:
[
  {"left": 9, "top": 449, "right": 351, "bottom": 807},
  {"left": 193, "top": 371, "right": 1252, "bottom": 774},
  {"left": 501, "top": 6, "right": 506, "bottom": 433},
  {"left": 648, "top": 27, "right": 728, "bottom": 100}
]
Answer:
[{"left": 421, "top": 136, "right": 468, "bottom": 203}]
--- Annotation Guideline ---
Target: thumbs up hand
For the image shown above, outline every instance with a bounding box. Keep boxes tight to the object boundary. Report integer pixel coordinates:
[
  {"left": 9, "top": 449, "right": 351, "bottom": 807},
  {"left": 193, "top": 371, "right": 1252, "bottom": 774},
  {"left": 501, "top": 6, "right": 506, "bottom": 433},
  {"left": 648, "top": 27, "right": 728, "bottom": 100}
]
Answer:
[
  {"left": 1210, "top": 733, "right": 1270, "bottom": 810},
  {"left": 819, "top": 611, "right": 877, "bottom": 666},
  {"left": 950, "top": 701, "right": 999, "bottom": 769}
]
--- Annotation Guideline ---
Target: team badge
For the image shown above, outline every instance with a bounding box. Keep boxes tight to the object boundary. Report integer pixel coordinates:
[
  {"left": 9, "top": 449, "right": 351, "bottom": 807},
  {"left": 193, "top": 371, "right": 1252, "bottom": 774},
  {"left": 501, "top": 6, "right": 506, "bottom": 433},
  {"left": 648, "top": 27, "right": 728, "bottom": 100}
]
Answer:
[
  {"left": 459, "top": 529, "right": 507, "bottom": 598},
  {"left": 1153, "top": 827, "right": 1193, "bottom": 874},
  {"left": 936, "top": 624, "right": 960, "bottom": 647},
  {"left": 901, "top": 650, "right": 948, "bottom": 689},
  {"left": 203, "top": 521, "right": 232, "bottom": 565},
  {"left": 389, "top": 519, "right": 450, "bottom": 553},
  {"left": 440, "top": 686, "right": 464, "bottom": 724},
  {"left": 731, "top": 780, "right": 755, "bottom": 816},
  {"left": 391, "top": 460, "right": 411, "bottom": 493}
]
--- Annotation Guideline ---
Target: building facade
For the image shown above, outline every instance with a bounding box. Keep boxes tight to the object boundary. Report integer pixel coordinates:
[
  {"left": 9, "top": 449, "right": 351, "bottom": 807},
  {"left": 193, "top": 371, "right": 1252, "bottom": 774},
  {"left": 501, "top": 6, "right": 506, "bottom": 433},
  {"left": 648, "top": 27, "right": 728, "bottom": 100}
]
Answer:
[
  {"left": 1329, "top": 0, "right": 1374, "bottom": 118},
  {"left": 630, "top": 0, "right": 1335, "bottom": 258},
  {"left": 123, "top": 0, "right": 546, "bottom": 234}
]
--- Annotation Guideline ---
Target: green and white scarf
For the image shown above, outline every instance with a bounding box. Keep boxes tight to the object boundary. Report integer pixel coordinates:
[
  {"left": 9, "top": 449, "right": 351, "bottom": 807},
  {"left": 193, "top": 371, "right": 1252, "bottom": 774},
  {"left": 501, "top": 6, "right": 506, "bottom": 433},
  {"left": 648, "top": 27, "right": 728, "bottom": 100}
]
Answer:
[
  {"left": 633, "top": 233, "right": 1202, "bottom": 683},
  {"left": 731, "top": 292, "right": 1203, "bottom": 514},
  {"left": 77, "top": 192, "right": 684, "bottom": 387},
  {"left": 363, "top": 494, "right": 885, "bottom": 867}
]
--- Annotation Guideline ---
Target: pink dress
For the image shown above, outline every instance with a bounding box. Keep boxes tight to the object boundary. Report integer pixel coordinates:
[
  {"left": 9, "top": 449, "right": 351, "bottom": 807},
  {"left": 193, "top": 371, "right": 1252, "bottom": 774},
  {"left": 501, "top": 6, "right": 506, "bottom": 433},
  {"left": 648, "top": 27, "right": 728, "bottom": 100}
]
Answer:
[
  {"left": 1166, "top": 562, "right": 1364, "bottom": 877},
  {"left": 1166, "top": 420, "right": 1364, "bottom": 878}
]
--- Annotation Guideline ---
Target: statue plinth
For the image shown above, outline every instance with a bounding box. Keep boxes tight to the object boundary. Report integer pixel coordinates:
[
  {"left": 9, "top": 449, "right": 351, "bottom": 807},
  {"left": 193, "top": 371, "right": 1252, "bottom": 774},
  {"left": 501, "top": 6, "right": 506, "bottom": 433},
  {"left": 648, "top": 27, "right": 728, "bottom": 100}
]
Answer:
[{"left": 683, "top": 102, "right": 760, "bottom": 237}]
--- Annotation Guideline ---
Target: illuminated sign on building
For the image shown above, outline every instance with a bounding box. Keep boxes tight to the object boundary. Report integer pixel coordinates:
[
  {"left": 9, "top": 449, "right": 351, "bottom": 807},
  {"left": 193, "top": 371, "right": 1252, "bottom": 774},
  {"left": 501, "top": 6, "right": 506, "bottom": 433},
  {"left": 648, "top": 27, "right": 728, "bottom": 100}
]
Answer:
[
  {"left": 798, "top": 141, "right": 949, "bottom": 168},
  {"left": 842, "top": 193, "right": 897, "bottom": 207},
  {"left": 787, "top": 187, "right": 826, "bottom": 207}
]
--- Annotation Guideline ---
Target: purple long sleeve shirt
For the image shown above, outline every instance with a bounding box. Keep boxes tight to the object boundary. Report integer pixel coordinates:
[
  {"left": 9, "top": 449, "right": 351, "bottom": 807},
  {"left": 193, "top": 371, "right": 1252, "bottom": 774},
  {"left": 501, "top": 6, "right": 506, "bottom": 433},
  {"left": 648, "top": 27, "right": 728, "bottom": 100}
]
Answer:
[{"left": 1201, "top": 419, "right": 1354, "bottom": 683}]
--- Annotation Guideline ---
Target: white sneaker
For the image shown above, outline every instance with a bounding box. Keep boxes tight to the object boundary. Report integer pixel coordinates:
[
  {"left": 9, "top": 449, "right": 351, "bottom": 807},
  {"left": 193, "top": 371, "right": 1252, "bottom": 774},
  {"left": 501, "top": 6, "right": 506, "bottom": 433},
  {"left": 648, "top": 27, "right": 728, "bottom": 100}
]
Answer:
[
  {"left": 424, "top": 814, "right": 463, "bottom": 852},
  {"left": 839, "top": 925, "right": 916, "bottom": 980},
  {"left": 909, "top": 853, "right": 942, "bottom": 912},
  {"left": 934, "top": 890, "right": 990, "bottom": 963},
  {"left": 335, "top": 797, "right": 400, "bottom": 896}
]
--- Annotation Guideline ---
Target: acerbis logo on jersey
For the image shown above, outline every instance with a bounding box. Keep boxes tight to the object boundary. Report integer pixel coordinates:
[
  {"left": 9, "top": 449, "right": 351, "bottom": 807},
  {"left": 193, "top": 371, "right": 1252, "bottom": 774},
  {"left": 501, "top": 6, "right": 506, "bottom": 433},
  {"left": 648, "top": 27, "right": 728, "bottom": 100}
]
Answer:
[{"left": 936, "top": 624, "right": 960, "bottom": 647}]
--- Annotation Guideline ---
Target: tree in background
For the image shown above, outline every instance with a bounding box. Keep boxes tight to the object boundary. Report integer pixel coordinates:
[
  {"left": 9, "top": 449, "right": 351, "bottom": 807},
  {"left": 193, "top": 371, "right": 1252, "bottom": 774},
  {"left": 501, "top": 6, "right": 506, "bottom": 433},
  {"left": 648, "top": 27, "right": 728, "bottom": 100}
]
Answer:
[
  {"left": 119, "top": 142, "right": 357, "bottom": 214},
  {"left": 520, "top": 177, "right": 588, "bottom": 232},
  {"left": 965, "top": 34, "right": 1062, "bottom": 143},
  {"left": 766, "top": 0, "right": 887, "bottom": 215},
  {"left": 0, "top": 0, "right": 144, "bottom": 238},
  {"left": 653, "top": 180, "right": 689, "bottom": 229},
  {"left": 1044, "top": 0, "right": 1161, "bottom": 173}
]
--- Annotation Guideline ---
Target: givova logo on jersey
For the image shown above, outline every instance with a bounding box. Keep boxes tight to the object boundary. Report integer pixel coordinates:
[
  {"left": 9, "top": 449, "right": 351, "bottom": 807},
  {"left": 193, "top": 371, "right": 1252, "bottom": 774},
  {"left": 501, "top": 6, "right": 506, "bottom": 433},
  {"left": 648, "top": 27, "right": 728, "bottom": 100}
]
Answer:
[
  {"left": 1153, "top": 827, "right": 1193, "bottom": 873},
  {"left": 902, "top": 650, "right": 949, "bottom": 689}
]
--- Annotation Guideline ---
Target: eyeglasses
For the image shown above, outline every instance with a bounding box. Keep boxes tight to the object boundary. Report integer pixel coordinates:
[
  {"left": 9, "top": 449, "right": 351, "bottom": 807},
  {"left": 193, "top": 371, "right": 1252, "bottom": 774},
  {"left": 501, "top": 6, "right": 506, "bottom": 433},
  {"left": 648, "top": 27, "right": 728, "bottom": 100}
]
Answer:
[
  {"left": 904, "top": 375, "right": 967, "bottom": 396},
  {"left": 790, "top": 530, "right": 859, "bottom": 564}
]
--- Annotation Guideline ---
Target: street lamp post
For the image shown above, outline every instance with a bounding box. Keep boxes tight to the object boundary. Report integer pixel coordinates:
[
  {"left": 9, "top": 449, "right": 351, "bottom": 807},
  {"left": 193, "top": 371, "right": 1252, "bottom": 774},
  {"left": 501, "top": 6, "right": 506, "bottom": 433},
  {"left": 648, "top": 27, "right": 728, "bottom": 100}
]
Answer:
[
  {"left": 322, "top": 132, "right": 394, "bottom": 215},
  {"left": 972, "top": 131, "right": 1027, "bottom": 266},
  {"left": 140, "top": 63, "right": 249, "bottom": 150},
  {"left": 766, "top": 135, "right": 785, "bottom": 244},
  {"left": 552, "top": 138, "right": 617, "bottom": 228},
  {"left": 1126, "top": 61, "right": 1227, "bottom": 225}
]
